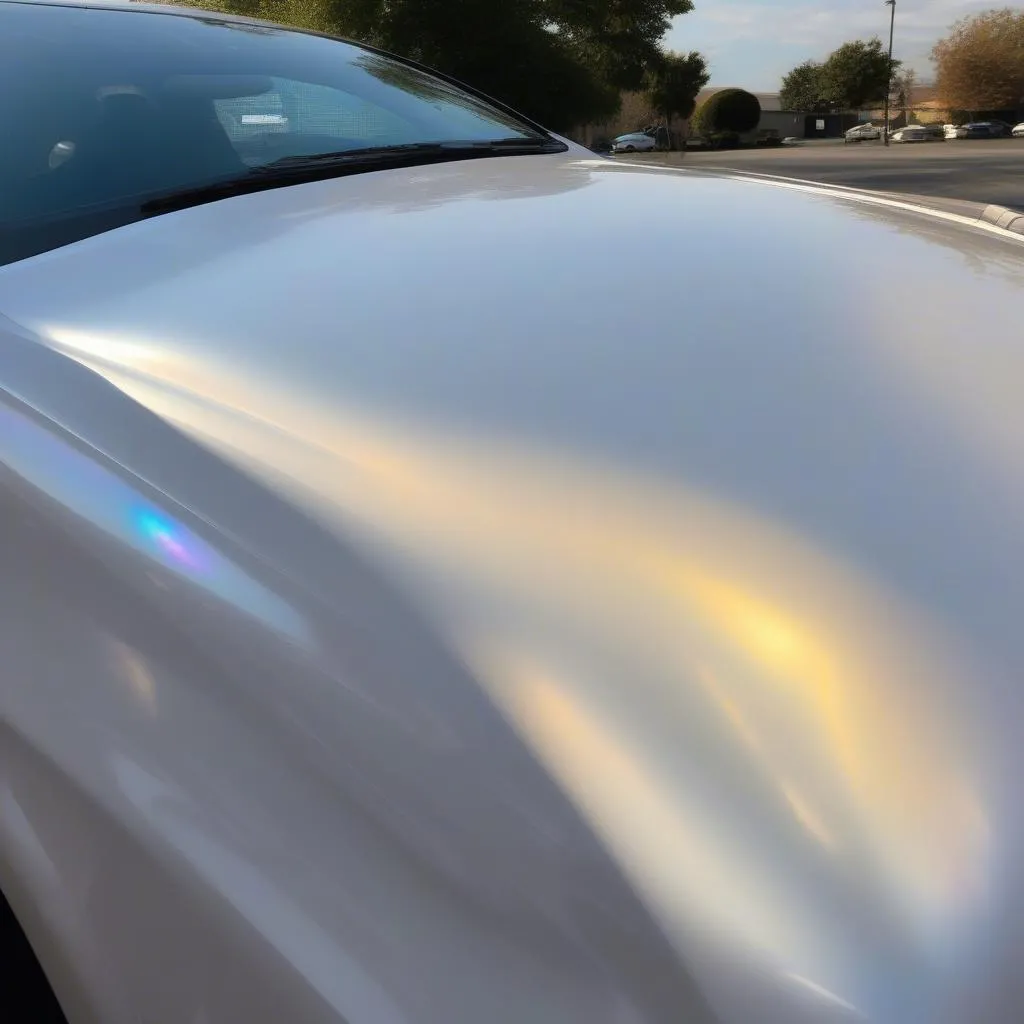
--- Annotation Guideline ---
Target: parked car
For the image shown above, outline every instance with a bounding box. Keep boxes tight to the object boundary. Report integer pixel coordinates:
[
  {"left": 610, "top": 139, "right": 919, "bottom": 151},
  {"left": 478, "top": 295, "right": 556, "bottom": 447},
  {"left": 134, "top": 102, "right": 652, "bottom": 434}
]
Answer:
[
  {"left": 983, "top": 120, "right": 1015, "bottom": 136},
  {"left": 1014, "top": 122, "right": 1024, "bottom": 137},
  {"left": 6, "top": 3, "right": 1024, "bottom": 1024},
  {"left": 944, "top": 123, "right": 966, "bottom": 139},
  {"left": 755, "top": 127, "right": 783, "bottom": 147},
  {"left": 917, "top": 123, "right": 946, "bottom": 139},
  {"left": 844, "top": 122, "right": 882, "bottom": 142},
  {"left": 611, "top": 131, "right": 656, "bottom": 153},
  {"left": 890, "top": 125, "right": 931, "bottom": 143},
  {"left": 961, "top": 122, "right": 1010, "bottom": 138},
  {"left": 703, "top": 130, "right": 742, "bottom": 150}
]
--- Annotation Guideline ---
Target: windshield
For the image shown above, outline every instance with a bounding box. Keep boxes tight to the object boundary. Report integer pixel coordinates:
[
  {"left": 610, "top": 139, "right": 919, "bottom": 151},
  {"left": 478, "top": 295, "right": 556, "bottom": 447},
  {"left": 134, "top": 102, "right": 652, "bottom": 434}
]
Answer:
[{"left": 0, "top": 1, "right": 558, "bottom": 264}]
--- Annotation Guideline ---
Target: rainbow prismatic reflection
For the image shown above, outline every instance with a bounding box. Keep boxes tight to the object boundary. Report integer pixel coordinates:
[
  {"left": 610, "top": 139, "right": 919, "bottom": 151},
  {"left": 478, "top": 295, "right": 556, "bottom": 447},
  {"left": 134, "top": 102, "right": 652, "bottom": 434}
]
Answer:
[{"left": 134, "top": 509, "right": 203, "bottom": 570}]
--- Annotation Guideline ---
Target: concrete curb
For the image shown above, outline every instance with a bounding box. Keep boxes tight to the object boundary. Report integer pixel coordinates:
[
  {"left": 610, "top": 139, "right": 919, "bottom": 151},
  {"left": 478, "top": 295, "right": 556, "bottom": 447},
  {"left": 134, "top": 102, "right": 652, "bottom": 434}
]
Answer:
[{"left": 979, "top": 205, "right": 1024, "bottom": 235}]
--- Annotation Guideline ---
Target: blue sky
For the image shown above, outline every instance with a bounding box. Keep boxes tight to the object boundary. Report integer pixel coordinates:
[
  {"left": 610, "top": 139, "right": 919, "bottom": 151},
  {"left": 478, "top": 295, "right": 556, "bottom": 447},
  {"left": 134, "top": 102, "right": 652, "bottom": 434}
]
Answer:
[{"left": 664, "top": 0, "right": 996, "bottom": 90}]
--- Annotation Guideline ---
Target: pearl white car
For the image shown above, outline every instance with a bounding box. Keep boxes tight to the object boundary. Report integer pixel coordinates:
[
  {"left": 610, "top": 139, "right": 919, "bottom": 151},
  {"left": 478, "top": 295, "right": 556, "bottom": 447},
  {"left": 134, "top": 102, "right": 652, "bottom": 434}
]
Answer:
[
  {"left": 1014, "top": 122, "right": 1024, "bottom": 137},
  {"left": 611, "top": 131, "right": 657, "bottom": 153},
  {"left": 892, "top": 123, "right": 945, "bottom": 142},
  {"left": 4, "top": 3, "right": 1024, "bottom": 1024}
]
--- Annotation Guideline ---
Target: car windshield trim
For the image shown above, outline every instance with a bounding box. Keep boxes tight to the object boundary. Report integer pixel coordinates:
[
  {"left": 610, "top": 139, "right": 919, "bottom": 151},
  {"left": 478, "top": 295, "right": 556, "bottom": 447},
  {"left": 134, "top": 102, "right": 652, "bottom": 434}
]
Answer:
[
  {"left": 0, "top": 135, "right": 569, "bottom": 265},
  {"left": 255, "top": 137, "right": 567, "bottom": 169},
  {"left": 137, "top": 137, "right": 568, "bottom": 215}
]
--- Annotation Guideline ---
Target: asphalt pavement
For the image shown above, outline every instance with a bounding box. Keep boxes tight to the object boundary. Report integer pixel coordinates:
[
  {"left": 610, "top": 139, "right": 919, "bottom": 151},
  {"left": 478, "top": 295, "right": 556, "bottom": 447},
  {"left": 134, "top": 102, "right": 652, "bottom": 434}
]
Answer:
[{"left": 630, "top": 138, "right": 1024, "bottom": 212}]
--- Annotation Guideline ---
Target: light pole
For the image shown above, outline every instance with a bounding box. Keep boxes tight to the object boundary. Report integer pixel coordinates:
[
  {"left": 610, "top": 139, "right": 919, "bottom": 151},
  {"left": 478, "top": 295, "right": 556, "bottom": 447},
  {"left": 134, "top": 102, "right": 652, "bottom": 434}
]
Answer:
[{"left": 883, "top": 0, "right": 896, "bottom": 146}]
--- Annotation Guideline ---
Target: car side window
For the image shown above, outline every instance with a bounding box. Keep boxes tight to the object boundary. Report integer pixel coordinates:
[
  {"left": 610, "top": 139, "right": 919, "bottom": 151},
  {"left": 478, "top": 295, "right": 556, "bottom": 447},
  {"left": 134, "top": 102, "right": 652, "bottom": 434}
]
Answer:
[{"left": 214, "top": 78, "right": 420, "bottom": 164}]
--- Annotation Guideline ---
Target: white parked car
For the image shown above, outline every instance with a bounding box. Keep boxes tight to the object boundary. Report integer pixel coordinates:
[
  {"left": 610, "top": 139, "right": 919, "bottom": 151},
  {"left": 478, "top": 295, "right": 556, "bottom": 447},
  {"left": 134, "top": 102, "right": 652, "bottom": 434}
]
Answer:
[
  {"left": 1013, "top": 122, "right": 1024, "bottom": 137},
  {"left": 5, "top": 3, "right": 1024, "bottom": 1024},
  {"left": 611, "top": 131, "right": 657, "bottom": 153},
  {"left": 844, "top": 122, "right": 881, "bottom": 142}
]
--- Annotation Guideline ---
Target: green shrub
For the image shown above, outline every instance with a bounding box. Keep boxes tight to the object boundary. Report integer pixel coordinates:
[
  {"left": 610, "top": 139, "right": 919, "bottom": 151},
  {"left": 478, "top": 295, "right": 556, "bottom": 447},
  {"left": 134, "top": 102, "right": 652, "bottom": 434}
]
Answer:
[{"left": 692, "top": 88, "right": 761, "bottom": 137}]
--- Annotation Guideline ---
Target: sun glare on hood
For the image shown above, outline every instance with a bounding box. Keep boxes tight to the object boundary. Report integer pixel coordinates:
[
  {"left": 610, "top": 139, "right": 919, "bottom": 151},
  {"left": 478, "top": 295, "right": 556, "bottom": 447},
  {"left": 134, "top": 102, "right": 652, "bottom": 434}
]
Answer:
[{"left": 20, "top": 331, "right": 995, "bottom": 1020}]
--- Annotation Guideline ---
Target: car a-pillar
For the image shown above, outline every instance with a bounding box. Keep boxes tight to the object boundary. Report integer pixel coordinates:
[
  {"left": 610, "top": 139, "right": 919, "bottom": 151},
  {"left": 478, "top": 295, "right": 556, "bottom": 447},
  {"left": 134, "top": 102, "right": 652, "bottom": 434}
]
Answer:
[{"left": 0, "top": 887, "right": 68, "bottom": 1023}]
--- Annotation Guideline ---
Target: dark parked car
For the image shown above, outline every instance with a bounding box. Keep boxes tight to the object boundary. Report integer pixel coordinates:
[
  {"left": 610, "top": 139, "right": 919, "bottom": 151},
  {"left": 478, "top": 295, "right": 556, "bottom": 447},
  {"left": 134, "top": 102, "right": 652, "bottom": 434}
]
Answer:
[
  {"left": 755, "top": 128, "right": 783, "bottom": 147},
  {"left": 964, "top": 122, "right": 1011, "bottom": 138}
]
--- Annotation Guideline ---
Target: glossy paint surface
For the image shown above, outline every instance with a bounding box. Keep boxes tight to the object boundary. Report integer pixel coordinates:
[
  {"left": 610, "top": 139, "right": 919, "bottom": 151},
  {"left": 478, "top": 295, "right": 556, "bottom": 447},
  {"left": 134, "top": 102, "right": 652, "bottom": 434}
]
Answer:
[{"left": 2, "top": 151, "right": 1024, "bottom": 1024}]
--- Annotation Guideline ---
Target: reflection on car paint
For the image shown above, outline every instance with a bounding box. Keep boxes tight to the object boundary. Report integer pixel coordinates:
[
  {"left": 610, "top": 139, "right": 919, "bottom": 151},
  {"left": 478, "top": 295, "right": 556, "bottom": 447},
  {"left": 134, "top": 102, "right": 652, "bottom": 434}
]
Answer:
[{"left": 0, "top": 402, "right": 308, "bottom": 644}]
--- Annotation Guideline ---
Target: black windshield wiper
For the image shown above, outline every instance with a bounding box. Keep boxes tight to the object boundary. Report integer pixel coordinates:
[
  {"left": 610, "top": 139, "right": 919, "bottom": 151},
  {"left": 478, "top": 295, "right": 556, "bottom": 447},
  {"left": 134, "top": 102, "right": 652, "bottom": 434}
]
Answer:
[
  {"left": 256, "top": 137, "right": 567, "bottom": 171},
  {"left": 140, "top": 136, "right": 566, "bottom": 216}
]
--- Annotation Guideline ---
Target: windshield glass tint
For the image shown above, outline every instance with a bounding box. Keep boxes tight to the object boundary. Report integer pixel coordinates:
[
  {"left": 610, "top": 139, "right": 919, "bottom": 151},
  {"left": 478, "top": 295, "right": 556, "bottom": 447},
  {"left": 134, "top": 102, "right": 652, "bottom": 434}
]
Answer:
[{"left": 0, "top": 2, "right": 546, "bottom": 256}]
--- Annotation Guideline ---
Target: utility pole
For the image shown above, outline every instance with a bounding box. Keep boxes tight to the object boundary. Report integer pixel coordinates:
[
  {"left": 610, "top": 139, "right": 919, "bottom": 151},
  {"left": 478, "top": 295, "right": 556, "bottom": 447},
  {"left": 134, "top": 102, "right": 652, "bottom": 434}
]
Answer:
[{"left": 883, "top": 0, "right": 895, "bottom": 146}]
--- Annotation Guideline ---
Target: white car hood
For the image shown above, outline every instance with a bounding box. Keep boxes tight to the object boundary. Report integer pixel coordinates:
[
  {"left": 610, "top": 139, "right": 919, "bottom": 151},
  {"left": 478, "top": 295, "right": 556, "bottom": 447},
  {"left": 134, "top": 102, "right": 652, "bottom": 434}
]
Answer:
[{"left": 3, "top": 153, "right": 1024, "bottom": 1023}]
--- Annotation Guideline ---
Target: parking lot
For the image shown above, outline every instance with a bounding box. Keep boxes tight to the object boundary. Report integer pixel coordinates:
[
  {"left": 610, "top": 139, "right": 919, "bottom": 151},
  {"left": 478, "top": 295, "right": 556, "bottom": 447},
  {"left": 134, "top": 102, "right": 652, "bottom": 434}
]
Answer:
[{"left": 633, "top": 139, "right": 1024, "bottom": 212}]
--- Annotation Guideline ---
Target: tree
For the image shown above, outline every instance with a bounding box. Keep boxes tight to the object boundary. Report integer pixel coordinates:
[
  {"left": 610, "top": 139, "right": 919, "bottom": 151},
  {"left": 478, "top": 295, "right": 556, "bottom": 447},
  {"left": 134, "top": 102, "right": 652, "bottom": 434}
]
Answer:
[
  {"left": 891, "top": 68, "right": 917, "bottom": 121},
  {"left": 552, "top": 0, "right": 696, "bottom": 94},
  {"left": 932, "top": 8, "right": 1024, "bottom": 113},
  {"left": 691, "top": 88, "right": 761, "bottom": 136},
  {"left": 780, "top": 60, "right": 830, "bottom": 111},
  {"left": 169, "top": 0, "right": 697, "bottom": 131},
  {"left": 646, "top": 50, "right": 710, "bottom": 146},
  {"left": 821, "top": 38, "right": 899, "bottom": 112}
]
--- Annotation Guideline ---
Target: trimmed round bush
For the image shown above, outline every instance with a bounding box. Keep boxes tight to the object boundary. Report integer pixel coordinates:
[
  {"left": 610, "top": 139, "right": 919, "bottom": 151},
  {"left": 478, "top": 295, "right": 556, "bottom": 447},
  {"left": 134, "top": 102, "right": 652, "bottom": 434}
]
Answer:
[{"left": 691, "top": 88, "right": 761, "bottom": 137}]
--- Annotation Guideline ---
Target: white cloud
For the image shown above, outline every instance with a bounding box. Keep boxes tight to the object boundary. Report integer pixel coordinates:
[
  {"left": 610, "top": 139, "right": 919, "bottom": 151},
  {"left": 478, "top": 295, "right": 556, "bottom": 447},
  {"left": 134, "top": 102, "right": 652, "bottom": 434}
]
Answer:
[{"left": 784, "top": 0, "right": 993, "bottom": 54}]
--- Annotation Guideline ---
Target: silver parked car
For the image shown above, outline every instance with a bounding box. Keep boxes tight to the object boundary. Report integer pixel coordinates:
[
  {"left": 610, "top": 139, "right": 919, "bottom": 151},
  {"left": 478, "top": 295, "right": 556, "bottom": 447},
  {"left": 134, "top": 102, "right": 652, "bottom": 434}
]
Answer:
[
  {"left": 844, "top": 122, "right": 882, "bottom": 142},
  {"left": 611, "top": 130, "right": 657, "bottom": 153},
  {"left": 5, "top": 3, "right": 1024, "bottom": 1024}
]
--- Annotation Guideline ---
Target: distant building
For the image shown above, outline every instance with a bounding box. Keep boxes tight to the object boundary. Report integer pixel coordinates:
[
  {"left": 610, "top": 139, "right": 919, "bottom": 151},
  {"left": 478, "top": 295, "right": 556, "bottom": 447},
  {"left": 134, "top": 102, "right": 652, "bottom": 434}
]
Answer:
[{"left": 580, "top": 83, "right": 948, "bottom": 147}]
